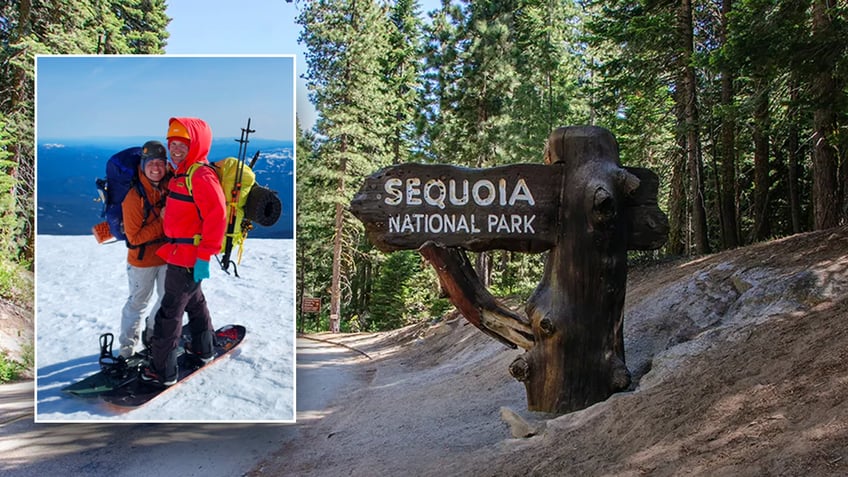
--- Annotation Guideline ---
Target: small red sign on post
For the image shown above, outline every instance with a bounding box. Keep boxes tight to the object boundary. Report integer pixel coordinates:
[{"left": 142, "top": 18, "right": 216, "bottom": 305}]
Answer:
[{"left": 302, "top": 297, "right": 321, "bottom": 313}]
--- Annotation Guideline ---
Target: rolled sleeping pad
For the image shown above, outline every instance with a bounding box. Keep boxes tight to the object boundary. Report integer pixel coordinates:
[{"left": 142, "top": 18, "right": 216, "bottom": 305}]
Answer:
[{"left": 244, "top": 184, "right": 282, "bottom": 226}]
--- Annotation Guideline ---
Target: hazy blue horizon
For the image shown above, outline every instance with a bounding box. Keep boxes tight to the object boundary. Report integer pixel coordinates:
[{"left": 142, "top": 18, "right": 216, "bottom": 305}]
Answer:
[{"left": 36, "top": 138, "right": 294, "bottom": 239}]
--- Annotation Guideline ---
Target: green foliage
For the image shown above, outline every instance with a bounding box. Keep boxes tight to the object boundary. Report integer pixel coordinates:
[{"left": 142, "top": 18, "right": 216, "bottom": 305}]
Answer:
[
  {"left": 506, "top": 0, "right": 590, "bottom": 161},
  {"left": 0, "top": 346, "right": 30, "bottom": 383},
  {"left": 488, "top": 251, "right": 546, "bottom": 299},
  {"left": 368, "top": 250, "right": 435, "bottom": 331},
  {"left": 0, "top": 0, "right": 170, "bottom": 269},
  {"left": 385, "top": 0, "right": 425, "bottom": 164},
  {"left": 108, "top": 0, "right": 171, "bottom": 53},
  {"left": 293, "top": 0, "right": 848, "bottom": 333}
]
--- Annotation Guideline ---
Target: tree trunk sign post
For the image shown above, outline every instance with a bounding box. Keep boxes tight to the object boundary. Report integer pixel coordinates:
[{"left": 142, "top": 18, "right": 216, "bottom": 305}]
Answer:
[{"left": 350, "top": 126, "right": 669, "bottom": 414}]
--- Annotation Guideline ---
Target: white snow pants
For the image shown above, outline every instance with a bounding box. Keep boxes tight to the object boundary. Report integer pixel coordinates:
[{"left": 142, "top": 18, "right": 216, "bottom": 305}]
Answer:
[{"left": 119, "top": 264, "right": 167, "bottom": 357}]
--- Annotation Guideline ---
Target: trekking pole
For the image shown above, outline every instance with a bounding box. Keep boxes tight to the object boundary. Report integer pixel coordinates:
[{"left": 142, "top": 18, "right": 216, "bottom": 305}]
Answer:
[
  {"left": 248, "top": 150, "right": 261, "bottom": 169},
  {"left": 222, "top": 118, "right": 255, "bottom": 276}
]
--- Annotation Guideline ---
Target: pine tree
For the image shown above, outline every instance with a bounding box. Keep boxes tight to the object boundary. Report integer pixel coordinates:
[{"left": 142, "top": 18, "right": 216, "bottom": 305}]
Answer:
[
  {"left": 295, "top": 117, "right": 332, "bottom": 333},
  {"left": 108, "top": 0, "right": 171, "bottom": 53},
  {"left": 508, "top": 0, "right": 589, "bottom": 162},
  {"left": 298, "top": 0, "right": 393, "bottom": 332},
  {"left": 418, "top": 0, "right": 464, "bottom": 162},
  {"left": 385, "top": 0, "right": 424, "bottom": 164},
  {"left": 0, "top": 0, "right": 169, "bottom": 263},
  {"left": 809, "top": 0, "right": 846, "bottom": 229}
]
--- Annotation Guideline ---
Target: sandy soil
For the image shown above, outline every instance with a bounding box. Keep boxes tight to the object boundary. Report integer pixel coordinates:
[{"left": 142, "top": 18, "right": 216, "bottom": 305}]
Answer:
[
  {"left": 249, "top": 226, "right": 848, "bottom": 476},
  {"left": 0, "top": 289, "right": 33, "bottom": 379}
]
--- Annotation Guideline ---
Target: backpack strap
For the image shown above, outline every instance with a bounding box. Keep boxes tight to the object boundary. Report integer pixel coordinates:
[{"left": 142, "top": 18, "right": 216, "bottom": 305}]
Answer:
[
  {"left": 166, "top": 163, "right": 210, "bottom": 247},
  {"left": 169, "top": 162, "right": 215, "bottom": 205},
  {"left": 125, "top": 177, "right": 166, "bottom": 260}
]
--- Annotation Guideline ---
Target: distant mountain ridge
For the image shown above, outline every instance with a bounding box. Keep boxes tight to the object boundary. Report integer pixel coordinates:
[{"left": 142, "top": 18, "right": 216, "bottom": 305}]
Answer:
[{"left": 37, "top": 137, "right": 294, "bottom": 238}]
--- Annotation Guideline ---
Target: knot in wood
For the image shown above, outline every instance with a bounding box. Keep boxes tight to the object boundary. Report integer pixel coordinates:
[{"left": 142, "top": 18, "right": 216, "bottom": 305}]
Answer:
[
  {"left": 509, "top": 356, "right": 530, "bottom": 382},
  {"left": 592, "top": 187, "right": 616, "bottom": 222},
  {"left": 538, "top": 317, "right": 556, "bottom": 336}
]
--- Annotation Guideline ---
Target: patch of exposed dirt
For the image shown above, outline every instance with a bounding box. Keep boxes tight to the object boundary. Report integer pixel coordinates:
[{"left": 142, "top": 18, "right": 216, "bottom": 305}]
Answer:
[
  {"left": 250, "top": 227, "right": 848, "bottom": 476},
  {"left": 0, "top": 279, "right": 34, "bottom": 379}
]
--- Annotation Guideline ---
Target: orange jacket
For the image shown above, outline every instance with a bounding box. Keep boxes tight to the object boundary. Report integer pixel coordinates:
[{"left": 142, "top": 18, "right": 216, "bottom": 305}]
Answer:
[
  {"left": 121, "top": 167, "right": 168, "bottom": 268},
  {"left": 156, "top": 117, "right": 226, "bottom": 268}
]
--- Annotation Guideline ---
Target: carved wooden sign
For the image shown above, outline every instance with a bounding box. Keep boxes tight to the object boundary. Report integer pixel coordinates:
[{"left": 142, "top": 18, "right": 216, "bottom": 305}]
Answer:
[
  {"left": 350, "top": 163, "right": 562, "bottom": 253},
  {"left": 350, "top": 162, "right": 667, "bottom": 254},
  {"left": 350, "top": 126, "right": 670, "bottom": 415}
]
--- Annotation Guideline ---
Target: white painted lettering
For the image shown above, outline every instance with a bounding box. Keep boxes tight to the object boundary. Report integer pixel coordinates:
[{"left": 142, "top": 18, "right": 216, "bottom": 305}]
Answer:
[
  {"left": 456, "top": 215, "right": 469, "bottom": 233},
  {"left": 401, "top": 214, "right": 414, "bottom": 233},
  {"left": 509, "top": 178, "right": 535, "bottom": 206},
  {"left": 523, "top": 215, "right": 536, "bottom": 233},
  {"left": 385, "top": 176, "right": 536, "bottom": 208},
  {"left": 444, "top": 214, "right": 456, "bottom": 233},
  {"left": 424, "top": 179, "right": 447, "bottom": 209},
  {"left": 511, "top": 214, "right": 522, "bottom": 233},
  {"left": 428, "top": 214, "right": 443, "bottom": 233},
  {"left": 406, "top": 178, "right": 422, "bottom": 205},
  {"left": 384, "top": 178, "right": 403, "bottom": 205},
  {"left": 473, "top": 180, "right": 496, "bottom": 206},
  {"left": 388, "top": 213, "right": 537, "bottom": 235},
  {"left": 449, "top": 180, "right": 469, "bottom": 205}
]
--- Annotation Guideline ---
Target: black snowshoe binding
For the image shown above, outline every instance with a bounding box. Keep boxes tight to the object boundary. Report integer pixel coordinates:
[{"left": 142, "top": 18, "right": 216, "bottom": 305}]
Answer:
[{"left": 98, "top": 333, "right": 130, "bottom": 379}]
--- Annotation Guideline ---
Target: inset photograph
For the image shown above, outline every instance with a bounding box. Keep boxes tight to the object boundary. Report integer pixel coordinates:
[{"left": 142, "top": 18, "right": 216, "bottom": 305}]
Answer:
[{"left": 34, "top": 55, "right": 295, "bottom": 422}]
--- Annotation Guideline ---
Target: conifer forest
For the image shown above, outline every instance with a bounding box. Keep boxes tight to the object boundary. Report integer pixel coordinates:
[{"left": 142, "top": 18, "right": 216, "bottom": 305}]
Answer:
[
  {"left": 296, "top": 0, "right": 847, "bottom": 333},
  {"left": 0, "top": 1, "right": 845, "bottom": 335},
  {"left": 0, "top": 0, "right": 169, "bottom": 292}
]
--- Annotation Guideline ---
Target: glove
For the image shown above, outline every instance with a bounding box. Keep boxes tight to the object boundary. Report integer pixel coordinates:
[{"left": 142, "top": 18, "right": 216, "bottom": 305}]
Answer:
[{"left": 193, "top": 259, "right": 210, "bottom": 282}]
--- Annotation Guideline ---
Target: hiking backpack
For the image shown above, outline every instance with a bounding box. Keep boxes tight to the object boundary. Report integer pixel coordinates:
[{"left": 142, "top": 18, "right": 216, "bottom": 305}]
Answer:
[
  {"left": 180, "top": 156, "right": 282, "bottom": 276},
  {"left": 93, "top": 147, "right": 164, "bottom": 254}
]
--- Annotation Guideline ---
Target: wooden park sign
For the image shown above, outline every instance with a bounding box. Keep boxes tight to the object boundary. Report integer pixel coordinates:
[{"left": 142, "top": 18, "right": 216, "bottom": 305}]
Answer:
[
  {"left": 302, "top": 297, "right": 321, "bottom": 314},
  {"left": 350, "top": 126, "right": 669, "bottom": 414}
]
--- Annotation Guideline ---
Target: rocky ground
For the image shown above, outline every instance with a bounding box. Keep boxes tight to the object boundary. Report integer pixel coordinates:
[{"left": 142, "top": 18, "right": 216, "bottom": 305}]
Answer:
[{"left": 250, "top": 226, "right": 848, "bottom": 476}]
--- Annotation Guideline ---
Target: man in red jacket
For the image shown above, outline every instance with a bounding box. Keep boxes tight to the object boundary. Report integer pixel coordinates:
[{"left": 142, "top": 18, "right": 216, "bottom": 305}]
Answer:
[{"left": 142, "top": 117, "right": 226, "bottom": 386}]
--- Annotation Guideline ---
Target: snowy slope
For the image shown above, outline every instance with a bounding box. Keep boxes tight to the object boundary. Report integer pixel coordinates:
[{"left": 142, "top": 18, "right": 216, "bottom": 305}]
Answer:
[{"left": 34, "top": 235, "right": 295, "bottom": 423}]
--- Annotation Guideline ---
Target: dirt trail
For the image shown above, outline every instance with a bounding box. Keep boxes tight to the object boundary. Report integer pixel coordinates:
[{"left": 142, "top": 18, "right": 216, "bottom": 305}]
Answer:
[
  {"left": 0, "top": 338, "right": 368, "bottom": 477},
  {"left": 250, "top": 227, "right": 848, "bottom": 477}
]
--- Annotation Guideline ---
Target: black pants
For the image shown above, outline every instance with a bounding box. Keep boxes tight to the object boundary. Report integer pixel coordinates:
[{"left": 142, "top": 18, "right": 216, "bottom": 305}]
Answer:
[{"left": 150, "top": 264, "right": 214, "bottom": 378}]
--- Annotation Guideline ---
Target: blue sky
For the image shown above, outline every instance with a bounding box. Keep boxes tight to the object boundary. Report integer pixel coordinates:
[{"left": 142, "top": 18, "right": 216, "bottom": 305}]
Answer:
[
  {"left": 36, "top": 0, "right": 444, "bottom": 141},
  {"left": 36, "top": 55, "right": 294, "bottom": 141},
  {"left": 164, "top": 0, "right": 443, "bottom": 134},
  {"left": 164, "top": 0, "right": 310, "bottom": 132}
]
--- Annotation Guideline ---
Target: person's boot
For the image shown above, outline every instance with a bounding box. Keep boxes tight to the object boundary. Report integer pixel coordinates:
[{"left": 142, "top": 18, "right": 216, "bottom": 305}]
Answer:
[
  {"left": 187, "top": 329, "right": 215, "bottom": 365},
  {"left": 140, "top": 347, "right": 179, "bottom": 386}
]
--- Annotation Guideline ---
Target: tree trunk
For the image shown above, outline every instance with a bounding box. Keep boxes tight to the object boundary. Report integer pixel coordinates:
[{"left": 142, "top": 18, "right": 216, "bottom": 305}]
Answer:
[
  {"left": 752, "top": 84, "right": 771, "bottom": 241},
  {"left": 787, "top": 84, "right": 803, "bottom": 234},
  {"left": 718, "top": 0, "right": 739, "bottom": 249},
  {"left": 475, "top": 251, "right": 490, "bottom": 289},
  {"left": 329, "top": 137, "right": 347, "bottom": 334},
  {"left": 810, "top": 0, "right": 841, "bottom": 230},
  {"left": 667, "top": 90, "right": 688, "bottom": 256},
  {"left": 513, "top": 126, "right": 637, "bottom": 413},
  {"left": 679, "top": 0, "right": 710, "bottom": 254},
  {"left": 298, "top": 244, "right": 306, "bottom": 334}
]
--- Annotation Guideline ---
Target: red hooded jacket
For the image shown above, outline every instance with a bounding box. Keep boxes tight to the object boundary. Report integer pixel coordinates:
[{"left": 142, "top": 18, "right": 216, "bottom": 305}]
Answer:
[{"left": 156, "top": 117, "right": 226, "bottom": 268}]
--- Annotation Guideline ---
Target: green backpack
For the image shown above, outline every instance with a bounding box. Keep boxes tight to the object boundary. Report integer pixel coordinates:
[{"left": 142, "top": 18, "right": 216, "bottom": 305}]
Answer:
[{"left": 183, "top": 157, "right": 282, "bottom": 276}]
